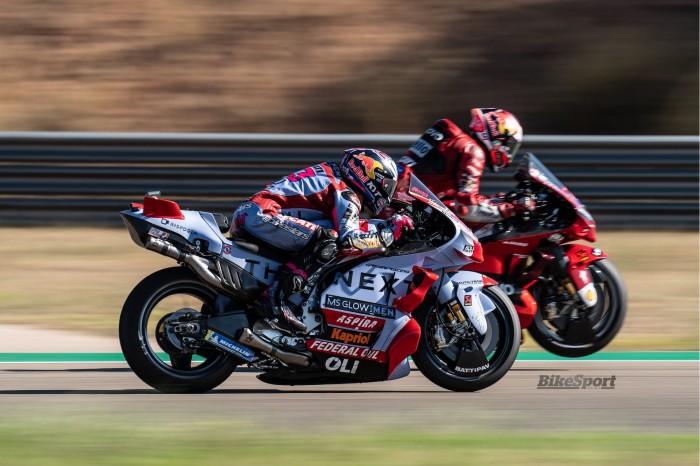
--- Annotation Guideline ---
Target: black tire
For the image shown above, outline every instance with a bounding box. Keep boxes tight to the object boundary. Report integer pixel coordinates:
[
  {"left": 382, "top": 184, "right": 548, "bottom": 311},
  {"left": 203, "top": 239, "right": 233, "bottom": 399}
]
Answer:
[
  {"left": 412, "top": 286, "right": 520, "bottom": 392},
  {"left": 119, "top": 267, "right": 238, "bottom": 393},
  {"left": 528, "top": 258, "right": 627, "bottom": 358}
]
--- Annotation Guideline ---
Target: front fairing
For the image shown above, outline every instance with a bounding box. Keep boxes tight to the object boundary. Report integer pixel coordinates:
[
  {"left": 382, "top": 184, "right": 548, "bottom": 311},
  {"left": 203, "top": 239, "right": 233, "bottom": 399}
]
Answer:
[
  {"left": 514, "top": 153, "right": 596, "bottom": 240},
  {"left": 401, "top": 174, "right": 482, "bottom": 267},
  {"left": 516, "top": 153, "right": 582, "bottom": 208}
]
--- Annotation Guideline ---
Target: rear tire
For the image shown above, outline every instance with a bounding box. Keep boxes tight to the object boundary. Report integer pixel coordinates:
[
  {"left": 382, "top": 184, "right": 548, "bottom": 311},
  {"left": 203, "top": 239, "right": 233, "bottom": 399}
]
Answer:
[
  {"left": 120, "top": 267, "right": 238, "bottom": 393},
  {"left": 412, "top": 286, "right": 520, "bottom": 392},
  {"left": 528, "top": 258, "right": 627, "bottom": 358}
]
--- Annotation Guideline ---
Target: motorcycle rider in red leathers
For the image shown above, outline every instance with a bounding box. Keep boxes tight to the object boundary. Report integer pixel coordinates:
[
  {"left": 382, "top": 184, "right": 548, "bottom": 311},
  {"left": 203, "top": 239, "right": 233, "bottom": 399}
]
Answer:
[
  {"left": 232, "top": 148, "right": 413, "bottom": 333},
  {"left": 398, "top": 108, "right": 532, "bottom": 231}
]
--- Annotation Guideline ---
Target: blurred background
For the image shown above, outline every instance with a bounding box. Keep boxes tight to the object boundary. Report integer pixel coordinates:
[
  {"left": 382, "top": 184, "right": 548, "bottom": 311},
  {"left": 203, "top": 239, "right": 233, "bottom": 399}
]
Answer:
[
  {"left": 0, "top": 1, "right": 697, "bottom": 346},
  {"left": 0, "top": 0, "right": 697, "bottom": 349},
  {"left": 0, "top": 2, "right": 697, "bottom": 464},
  {"left": 0, "top": 0, "right": 697, "bottom": 350},
  {"left": 0, "top": 0, "right": 697, "bottom": 135}
]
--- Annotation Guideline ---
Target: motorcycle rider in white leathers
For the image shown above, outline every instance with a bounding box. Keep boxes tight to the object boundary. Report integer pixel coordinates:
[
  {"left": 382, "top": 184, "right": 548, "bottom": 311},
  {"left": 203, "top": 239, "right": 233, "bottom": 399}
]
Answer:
[{"left": 232, "top": 148, "right": 413, "bottom": 333}]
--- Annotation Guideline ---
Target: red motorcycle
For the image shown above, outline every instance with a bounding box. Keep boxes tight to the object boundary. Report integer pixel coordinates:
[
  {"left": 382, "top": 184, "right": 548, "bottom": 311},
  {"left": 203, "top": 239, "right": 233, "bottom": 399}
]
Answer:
[{"left": 442, "top": 153, "right": 627, "bottom": 357}]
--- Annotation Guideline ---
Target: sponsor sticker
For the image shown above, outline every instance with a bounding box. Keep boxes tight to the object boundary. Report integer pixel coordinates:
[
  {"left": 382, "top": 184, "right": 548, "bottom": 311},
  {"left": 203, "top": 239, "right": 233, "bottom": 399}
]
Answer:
[
  {"left": 160, "top": 218, "right": 198, "bottom": 236},
  {"left": 307, "top": 339, "right": 386, "bottom": 363},
  {"left": 324, "top": 295, "right": 395, "bottom": 319},
  {"left": 324, "top": 356, "right": 359, "bottom": 374},
  {"left": 323, "top": 308, "right": 384, "bottom": 332},
  {"left": 330, "top": 327, "right": 372, "bottom": 345},
  {"left": 408, "top": 138, "right": 433, "bottom": 158},
  {"left": 147, "top": 227, "right": 169, "bottom": 240},
  {"left": 204, "top": 330, "right": 255, "bottom": 362}
]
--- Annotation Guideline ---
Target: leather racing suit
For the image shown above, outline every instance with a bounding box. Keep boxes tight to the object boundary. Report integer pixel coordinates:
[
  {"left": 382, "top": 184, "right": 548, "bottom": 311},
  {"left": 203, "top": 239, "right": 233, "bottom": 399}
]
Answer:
[
  {"left": 398, "top": 119, "right": 519, "bottom": 227},
  {"left": 232, "top": 161, "right": 388, "bottom": 256}
]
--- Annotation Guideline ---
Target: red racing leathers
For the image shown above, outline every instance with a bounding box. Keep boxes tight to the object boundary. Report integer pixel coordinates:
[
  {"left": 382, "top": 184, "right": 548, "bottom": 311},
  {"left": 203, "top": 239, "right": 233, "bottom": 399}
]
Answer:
[{"left": 398, "top": 119, "right": 519, "bottom": 227}]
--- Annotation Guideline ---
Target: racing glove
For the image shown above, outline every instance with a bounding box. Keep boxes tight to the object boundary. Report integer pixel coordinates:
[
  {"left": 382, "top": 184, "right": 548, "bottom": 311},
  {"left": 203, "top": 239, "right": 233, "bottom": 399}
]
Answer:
[
  {"left": 381, "top": 213, "right": 414, "bottom": 246},
  {"left": 511, "top": 195, "right": 536, "bottom": 221}
]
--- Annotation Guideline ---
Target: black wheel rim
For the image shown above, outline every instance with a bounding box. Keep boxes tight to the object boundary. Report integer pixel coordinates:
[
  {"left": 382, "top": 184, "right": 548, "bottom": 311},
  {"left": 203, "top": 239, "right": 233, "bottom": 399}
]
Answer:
[
  {"left": 425, "top": 295, "right": 515, "bottom": 380},
  {"left": 533, "top": 262, "right": 620, "bottom": 348},
  {"left": 138, "top": 280, "right": 231, "bottom": 375}
]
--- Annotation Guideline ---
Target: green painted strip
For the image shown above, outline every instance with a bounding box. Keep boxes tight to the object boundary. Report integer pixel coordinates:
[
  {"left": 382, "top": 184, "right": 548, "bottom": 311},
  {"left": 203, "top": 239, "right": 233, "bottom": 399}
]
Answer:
[
  {"left": 516, "top": 351, "right": 699, "bottom": 361},
  {"left": 0, "top": 351, "right": 697, "bottom": 363},
  {"left": 0, "top": 353, "right": 125, "bottom": 363},
  {"left": 0, "top": 353, "right": 205, "bottom": 363}
]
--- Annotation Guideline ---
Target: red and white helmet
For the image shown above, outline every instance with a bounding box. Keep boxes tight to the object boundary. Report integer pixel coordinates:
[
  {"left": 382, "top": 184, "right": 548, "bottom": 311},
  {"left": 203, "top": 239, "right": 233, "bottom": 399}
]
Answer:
[{"left": 469, "top": 108, "right": 523, "bottom": 172}]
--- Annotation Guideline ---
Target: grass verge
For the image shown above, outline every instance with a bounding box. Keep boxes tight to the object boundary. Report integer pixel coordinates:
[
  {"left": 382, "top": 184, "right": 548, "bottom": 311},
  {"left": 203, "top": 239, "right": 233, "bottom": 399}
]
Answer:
[{"left": 0, "top": 416, "right": 697, "bottom": 466}]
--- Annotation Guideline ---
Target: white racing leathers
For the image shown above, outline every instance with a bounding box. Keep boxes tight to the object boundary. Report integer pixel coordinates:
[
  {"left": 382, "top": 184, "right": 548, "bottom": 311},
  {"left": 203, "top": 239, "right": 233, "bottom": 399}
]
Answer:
[{"left": 232, "top": 162, "right": 387, "bottom": 253}]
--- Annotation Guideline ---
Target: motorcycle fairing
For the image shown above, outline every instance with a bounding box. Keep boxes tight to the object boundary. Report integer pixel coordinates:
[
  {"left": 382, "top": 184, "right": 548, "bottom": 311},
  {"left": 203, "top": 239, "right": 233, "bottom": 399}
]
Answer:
[
  {"left": 518, "top": 153, "right": 597, "bottom": 242},
  {"left": 128, "top": 207, "right": 227, "bottom": 252},
  {"left": 392, "top": 266, "right": 439, "bottom": 314},
  {"left": 312, "top": 254, "right": 425, "bottom": 378},
  {"left": 312, "top": 256, "right": 441, "bottom": 382},
  {"left": 124, "top": 204, "right": 290, "bottom": 288}
]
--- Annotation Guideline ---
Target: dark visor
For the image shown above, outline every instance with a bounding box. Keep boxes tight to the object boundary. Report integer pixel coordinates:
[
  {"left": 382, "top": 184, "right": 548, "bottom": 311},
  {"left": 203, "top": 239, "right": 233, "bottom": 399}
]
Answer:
[{"left": 382, "top": 177, "right": 397, "bottom": 199}]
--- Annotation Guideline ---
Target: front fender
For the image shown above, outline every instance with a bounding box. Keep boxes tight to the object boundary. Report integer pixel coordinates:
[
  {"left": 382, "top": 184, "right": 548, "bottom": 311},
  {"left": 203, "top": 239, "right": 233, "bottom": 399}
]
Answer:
[
  {"left": 563, "top": 244, "right": 607, "bottom": 307},
  {"left": 437, "top": 271, "right": 498, "bottom": 335}
]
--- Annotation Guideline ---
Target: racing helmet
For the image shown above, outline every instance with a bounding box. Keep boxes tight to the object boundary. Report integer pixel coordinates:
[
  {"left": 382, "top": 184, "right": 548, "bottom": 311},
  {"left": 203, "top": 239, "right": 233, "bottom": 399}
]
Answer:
[
  {"left": 340, "top": 148, "right": 398, "bottom": 215},
  {"left": 469, "top": 108, "right": 523, "bottom": 172}
]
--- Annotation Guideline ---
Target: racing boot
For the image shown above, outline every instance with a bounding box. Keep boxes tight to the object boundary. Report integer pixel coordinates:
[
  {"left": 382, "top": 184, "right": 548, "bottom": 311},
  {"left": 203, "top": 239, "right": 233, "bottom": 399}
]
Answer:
[
  {"left": 253, "top": 288, "right": 307, "bottom": 333},
  {"left": 253, "top": 228, "right": 338, "bottom": 334}
]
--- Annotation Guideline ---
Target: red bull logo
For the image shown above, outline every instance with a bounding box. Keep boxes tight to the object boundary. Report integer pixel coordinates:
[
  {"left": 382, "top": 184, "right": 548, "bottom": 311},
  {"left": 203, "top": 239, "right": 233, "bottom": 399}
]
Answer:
[
  {"left": 356, "top": 153, "right": 382, "bottom": 180},
  {"left": 488, "top": 110, "right": 522, "bottom": 141}
]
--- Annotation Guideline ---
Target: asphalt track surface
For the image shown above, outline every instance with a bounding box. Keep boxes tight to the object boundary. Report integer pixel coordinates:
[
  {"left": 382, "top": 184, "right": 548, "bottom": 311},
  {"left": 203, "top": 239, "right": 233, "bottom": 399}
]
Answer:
[{"left": 1, "top": 360, "right": 697, "bottom": 433}]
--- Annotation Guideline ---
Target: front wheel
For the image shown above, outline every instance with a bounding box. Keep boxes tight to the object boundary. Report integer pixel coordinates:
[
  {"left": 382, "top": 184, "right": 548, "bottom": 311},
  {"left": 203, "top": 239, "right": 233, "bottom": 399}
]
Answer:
[
  {"left": 412, "top": 286, "right": 520, "bottom": 392},
  {"left": 528, "top": 258, "right": 628, "bottom": 358},
  {"left": 119, "top": 267, "right": 239, "bottom": 393}
]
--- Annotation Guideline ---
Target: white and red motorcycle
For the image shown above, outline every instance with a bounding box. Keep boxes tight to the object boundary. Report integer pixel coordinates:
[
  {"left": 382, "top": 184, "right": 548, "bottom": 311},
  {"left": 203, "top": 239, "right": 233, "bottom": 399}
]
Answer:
[{"left": 119, "top": 174, "right": 520, "bottom": 393}]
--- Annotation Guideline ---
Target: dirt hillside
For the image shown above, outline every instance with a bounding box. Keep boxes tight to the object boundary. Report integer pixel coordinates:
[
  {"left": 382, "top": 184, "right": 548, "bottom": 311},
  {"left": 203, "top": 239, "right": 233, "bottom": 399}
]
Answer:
[{"left": 1, "top": 1, "right": 697, "bottom": 134}]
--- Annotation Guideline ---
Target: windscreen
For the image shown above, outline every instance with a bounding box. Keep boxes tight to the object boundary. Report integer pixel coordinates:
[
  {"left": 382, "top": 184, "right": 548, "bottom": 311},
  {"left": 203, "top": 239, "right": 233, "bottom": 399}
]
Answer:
[
  {"left": 406, "top": 174, "right": 450, "bottom": 211},
  {"left": 517, "top": 153, "right": 567, "bottom": 191},
  {"left": 515, "top": 152, "right": 585, "bottom": 208}
]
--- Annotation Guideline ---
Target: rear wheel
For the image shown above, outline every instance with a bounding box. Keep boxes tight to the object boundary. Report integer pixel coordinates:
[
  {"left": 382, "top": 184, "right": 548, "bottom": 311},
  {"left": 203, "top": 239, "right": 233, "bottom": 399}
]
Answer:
[
  {"left": 119, "top": 267, "right": 239, "bottom": 393},
  {"left": 412, "top": 286, "right": 520, "bottom": 392},
  {"left": 528, "top": 259, "right": 627, "bottom": 358}
]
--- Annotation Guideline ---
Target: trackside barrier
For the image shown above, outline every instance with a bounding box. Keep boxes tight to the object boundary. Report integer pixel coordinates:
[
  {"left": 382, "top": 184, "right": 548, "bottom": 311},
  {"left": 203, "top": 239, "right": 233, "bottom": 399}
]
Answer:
[{"left": 0, "top": 132, "right": 697, "bottom": 228}]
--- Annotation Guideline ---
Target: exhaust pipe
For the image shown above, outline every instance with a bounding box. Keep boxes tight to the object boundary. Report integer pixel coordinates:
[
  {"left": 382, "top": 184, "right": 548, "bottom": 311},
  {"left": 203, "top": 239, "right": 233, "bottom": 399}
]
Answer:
[
  {"left": 238, "top": 328, "right": 311, "bottom": 367},
  {"left": 144, "top": 237, "right": 225, "bottom": 292},
  {"left": 145, "top": 237, "right": 310, "bottom": 367}
]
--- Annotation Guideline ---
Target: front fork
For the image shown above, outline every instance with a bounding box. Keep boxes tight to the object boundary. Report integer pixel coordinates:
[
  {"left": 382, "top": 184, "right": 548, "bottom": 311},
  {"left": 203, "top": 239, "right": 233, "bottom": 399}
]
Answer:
[
  {"left": 513, "top": 244, "right": 607, "bottom": 328},
  {"left": 553, "top": 244, "right": 607, "bottom": 307}
]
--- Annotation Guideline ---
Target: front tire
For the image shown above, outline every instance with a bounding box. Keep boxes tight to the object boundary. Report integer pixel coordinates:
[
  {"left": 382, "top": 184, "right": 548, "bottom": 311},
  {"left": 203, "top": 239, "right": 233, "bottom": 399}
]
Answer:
[
  {"left": 412, "top": 286, "right": 520, "bottom": 392},
  {"left": 119, "top": 267, "right": 239, "bottom": 393},
  {"left": 528, "top": 258, "right": 628, "bottom": 358}
]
